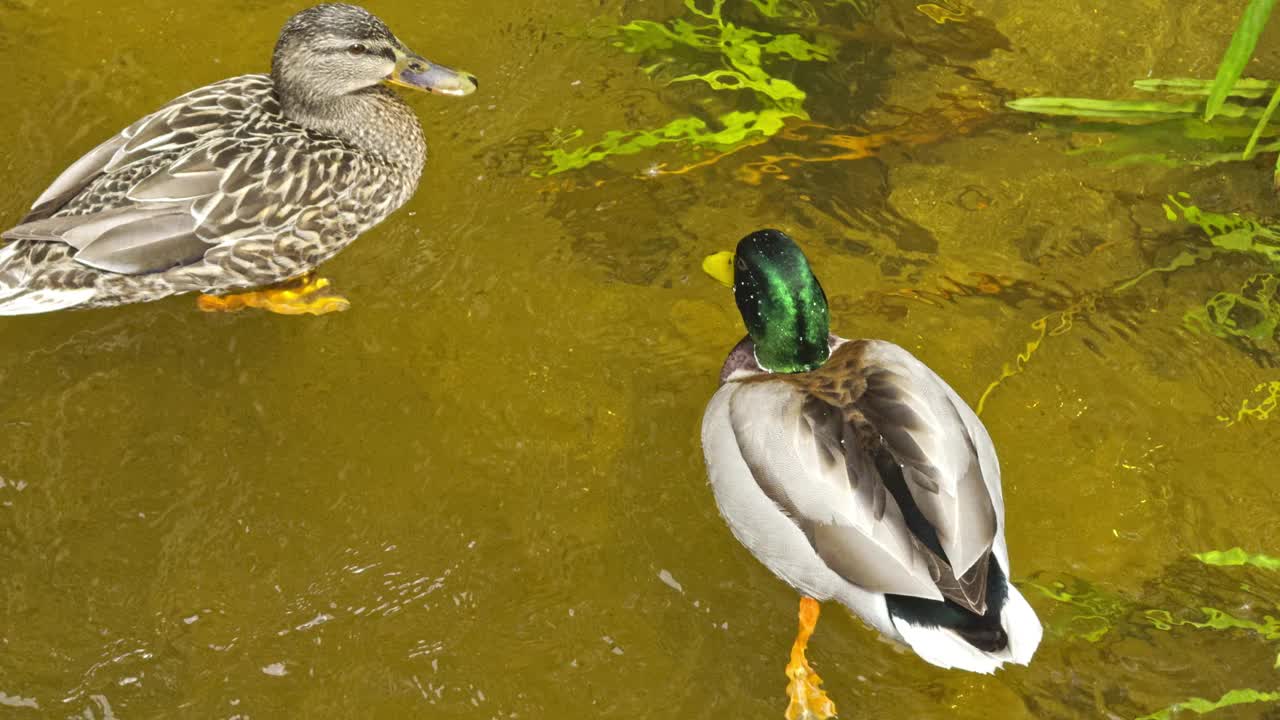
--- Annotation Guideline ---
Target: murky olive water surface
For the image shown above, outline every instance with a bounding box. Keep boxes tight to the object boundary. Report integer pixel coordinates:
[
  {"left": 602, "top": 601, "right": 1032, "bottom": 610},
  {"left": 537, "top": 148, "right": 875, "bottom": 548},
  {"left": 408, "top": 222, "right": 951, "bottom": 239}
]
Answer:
[{"left": 2, "top": 1, "right": 1280, "bottom": 717}]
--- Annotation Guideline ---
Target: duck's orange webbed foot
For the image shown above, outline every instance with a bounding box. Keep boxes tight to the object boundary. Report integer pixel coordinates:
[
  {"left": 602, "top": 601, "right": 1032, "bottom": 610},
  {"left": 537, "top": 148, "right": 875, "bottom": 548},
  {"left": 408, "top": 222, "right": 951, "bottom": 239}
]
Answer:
[
  {"left": 784, "top": 597, "right": 837, "bottom": 720},
  {"left": 197, "top": 273, "right": 350, "bottom": 316}
]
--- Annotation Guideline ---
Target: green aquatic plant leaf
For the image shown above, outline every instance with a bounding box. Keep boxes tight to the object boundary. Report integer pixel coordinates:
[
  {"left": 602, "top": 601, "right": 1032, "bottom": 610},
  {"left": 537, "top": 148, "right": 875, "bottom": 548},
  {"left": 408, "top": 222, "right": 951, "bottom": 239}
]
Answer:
[
  {"left": 536, "top": 0, "right": 835, "bottom": 175},
  {"left": 1009, "top": 97, "right": 1268, "bottom": 121},
  {"left": 761, "top": 32, "right": 835, "bottom": 61},
  {"left": 1184, "top": 274, "right": 1280, "bottom": 343},
  {"left": 1050, "top": 116, "right": 1280, "bottom": 170},
  {"left": 749, "top": 0, "right": 796, "bottom": 19},
  {"left": 1204, "top": 0, "right": 1277, "bottom": 121},
  {"left": 1164, "top": 195, "right": 1280, "bottom": 264},
  {"left": 1195, "top": 548, "right": 1280, "bottom": 570},
  {"left": 1243, "top": 85, "right": 1280, "bottom": 158},
  {"left": 1009, "top": 97, "right": 1201, "bottom": 120},
  {"left": 1135, "top": 689, "right": 1280, "bottom": 720},
  {"left": 1158, "top": 197, "right": 1280, "bottom": 347},
  {"left": 615, "top": 18, "right": 715, "bottom": 54},
  {"left": 538, "top": 110, "right": 795, "bottom": 176},
  {"left": 1135, "top": 77, "right": 1276, "bottom": 99}
]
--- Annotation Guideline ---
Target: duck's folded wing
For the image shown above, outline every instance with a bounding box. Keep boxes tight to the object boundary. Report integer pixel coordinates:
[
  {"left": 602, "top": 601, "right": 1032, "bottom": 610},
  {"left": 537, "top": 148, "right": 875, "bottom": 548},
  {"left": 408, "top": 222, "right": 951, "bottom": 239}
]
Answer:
[
  {"left": 4, "top": 106, "right": 356, "bottom": 275},
  {"left": 850, "top": 340, "right": 999, "bottom": 579},
  {"left": 4, "top": 144, "right": 243, "bottom": 274},
  {"left": 16, "top": 75, "right": 273, "bottom": 224},
  {"left": 726, "top": 380, "right": 944, "bottom": 601}
]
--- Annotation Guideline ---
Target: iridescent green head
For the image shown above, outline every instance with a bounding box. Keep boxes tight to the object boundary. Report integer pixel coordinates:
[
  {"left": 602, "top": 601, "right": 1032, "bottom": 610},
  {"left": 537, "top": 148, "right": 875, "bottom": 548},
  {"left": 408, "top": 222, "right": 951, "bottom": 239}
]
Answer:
[{"left": 730, "top": 229, "right": 830, "bottom": 373}]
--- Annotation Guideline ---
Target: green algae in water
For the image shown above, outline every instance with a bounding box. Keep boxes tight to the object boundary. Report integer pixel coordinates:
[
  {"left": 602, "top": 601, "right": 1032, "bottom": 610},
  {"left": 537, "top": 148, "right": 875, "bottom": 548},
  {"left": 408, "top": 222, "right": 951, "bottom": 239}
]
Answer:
[
  {"left": 1164, "top": 194, "right": 1280, "bottom": 265},
  {"left": 1135, "top": 689, "right": 1280, "bottom": 720},
  {"left": 1181, "top": 549, "right": 1280, "bottom": 668},
  {"left": 535, "top": 0, "right": 837, "bottom": 176},
  {"left": 1184, "top": 273, "right": 1280, "bottom": 345},
  {"left": 1195, "top": 548, "right": 1280, "bottom": 571},
  {"left": 1157, "top": 198, "right": 1280, "bottom": 347},
  {"left": 1144, "top": 606, "right": 1280, "bottom": 642},
  {"left": 1114, "top": 195, "right": 1280, "bottom": 291},
  {"left": 1027, "top": 577, "right": 1129, "bottom": 643},
  {"left": 1139, "top": 549, "right": 1280, "bottom": 714},
  {"left": 1119, "top": 197, "right": 1280, "bottom": 345},
  {"left": 1221, "top": 381, "right": 1280, "bottom": 425}
]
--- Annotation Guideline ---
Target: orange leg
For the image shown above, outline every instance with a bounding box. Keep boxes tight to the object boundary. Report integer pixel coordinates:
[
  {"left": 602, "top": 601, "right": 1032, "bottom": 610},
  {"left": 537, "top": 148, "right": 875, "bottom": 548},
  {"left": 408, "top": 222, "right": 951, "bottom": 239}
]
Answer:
[
  {"left": 784, "top": 597, "right": 837, "bottom": 720},
  {"left": 196, "top": 272, "right": 350, "bottom": 316}
]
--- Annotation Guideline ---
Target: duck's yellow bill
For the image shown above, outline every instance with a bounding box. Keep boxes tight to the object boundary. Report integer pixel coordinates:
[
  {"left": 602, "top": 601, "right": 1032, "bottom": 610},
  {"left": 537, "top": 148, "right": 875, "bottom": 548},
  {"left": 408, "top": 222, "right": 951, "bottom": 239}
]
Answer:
[{"left": 702, "top": 251, "right": 735, "bottom": 288}]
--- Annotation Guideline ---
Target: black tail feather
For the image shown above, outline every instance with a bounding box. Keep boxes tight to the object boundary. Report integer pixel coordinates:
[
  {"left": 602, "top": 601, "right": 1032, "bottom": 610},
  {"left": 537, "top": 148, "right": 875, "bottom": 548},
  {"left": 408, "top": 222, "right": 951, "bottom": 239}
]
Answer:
[{"left": 886, "top": 556, "right": 1011, "bottom": 653}]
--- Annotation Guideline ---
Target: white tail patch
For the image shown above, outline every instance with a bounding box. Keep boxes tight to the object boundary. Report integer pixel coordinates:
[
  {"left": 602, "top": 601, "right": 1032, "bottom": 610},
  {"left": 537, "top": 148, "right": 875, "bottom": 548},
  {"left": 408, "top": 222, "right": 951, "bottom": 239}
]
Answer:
[
  {"left": 894, "top": 621, "right": 1004, "bottom": 674},
  {"left": 1001, "top": 585, "right": 1043, "bottom": 665},
  {"left": 0, "top": 288, "right": 97, "bottom": 316},
  {"left": 891, "top": 584, "right": 1043, "bottom": 674}
]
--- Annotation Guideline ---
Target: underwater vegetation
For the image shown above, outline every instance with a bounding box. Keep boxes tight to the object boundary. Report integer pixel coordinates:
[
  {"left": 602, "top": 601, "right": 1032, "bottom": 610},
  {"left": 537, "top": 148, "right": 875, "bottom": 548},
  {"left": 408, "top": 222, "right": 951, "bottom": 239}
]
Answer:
[
  {"left": 975, "top": 193, "right": 1280, "bottom": 422},
  {"left": 535, "top": 0, "right": 840, "bottom": 176},
  {"left": 1143, "top": 196, "right": 1280, "bottom": 356},
  {"left": 1031, "top": 549, "right": 1280, "bottom": 719},
  {"left": 1008, "top": 0, "right": 1280, "bottom": 180},
  {"left": 533, "top": 0, "right": 1010, "bottom": 187}
]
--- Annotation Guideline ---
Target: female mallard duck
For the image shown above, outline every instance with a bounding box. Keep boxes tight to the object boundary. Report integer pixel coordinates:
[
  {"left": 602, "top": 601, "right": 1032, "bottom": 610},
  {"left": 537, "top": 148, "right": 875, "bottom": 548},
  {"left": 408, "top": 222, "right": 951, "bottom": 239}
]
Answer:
[
  {"left": 0, "top": 3, "right": 476, "bottom": 316},
  {"left": 700, "top": 230, "right": 1041, "bottom": 717}
]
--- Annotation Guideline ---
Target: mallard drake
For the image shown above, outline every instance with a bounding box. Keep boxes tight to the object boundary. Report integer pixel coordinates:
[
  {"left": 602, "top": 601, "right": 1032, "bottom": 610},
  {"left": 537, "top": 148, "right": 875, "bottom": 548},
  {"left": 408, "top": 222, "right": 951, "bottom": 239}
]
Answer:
[
  {"left": 0, "top": 3, "right": 476, "bottom": 316},
  {"left": 700, "top": 230, "right": 1041, "bottom": 717}
]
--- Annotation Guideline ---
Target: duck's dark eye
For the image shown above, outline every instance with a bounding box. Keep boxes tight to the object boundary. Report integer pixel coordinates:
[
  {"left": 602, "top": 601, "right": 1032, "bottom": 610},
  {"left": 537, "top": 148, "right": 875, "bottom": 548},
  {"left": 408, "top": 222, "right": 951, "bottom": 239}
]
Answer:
[{"left": 347, "top": 43, "right": 368, "bottom": 56}]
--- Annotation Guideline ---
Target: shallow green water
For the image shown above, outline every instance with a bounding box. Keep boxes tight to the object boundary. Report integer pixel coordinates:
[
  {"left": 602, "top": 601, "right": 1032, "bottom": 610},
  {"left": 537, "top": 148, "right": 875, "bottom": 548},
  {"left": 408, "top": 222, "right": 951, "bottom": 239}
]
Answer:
[{"left": 2, "top": 1, "right": 1280, "bottom": 717}]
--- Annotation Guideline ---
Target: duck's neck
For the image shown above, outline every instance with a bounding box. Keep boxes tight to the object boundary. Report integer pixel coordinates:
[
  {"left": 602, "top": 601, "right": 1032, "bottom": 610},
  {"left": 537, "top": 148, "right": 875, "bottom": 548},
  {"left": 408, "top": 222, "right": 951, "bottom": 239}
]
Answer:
[{"left": 277, "top": 84, "right": 426, "bottom": 179}]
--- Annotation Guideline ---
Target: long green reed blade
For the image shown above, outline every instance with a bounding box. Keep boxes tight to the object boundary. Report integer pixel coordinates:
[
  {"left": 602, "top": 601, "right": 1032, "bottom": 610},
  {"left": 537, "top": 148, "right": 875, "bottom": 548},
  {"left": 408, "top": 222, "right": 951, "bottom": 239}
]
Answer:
[
  {"left": 1243, "top": 85, "right": 1280, "bottom": 157},
  {"left": 1204, "top": 0, "right": 1277, "bottom": 121},
  {"left": 1009, "top": 97, "right": 1268, "bottom": 121},
  {"left": 1135, "top": 77, "right": 1274, "bottom": 98},
  {"left": 1008, "top": 97, "right": 1200, "bottom": 119}
]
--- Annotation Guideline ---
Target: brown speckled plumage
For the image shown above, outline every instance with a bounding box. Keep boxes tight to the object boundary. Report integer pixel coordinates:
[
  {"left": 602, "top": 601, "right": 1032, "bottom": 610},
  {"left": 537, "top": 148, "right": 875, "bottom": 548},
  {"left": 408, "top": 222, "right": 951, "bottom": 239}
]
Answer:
[{"left": 0, "top": 4, "right": 458, "bottom": 315}]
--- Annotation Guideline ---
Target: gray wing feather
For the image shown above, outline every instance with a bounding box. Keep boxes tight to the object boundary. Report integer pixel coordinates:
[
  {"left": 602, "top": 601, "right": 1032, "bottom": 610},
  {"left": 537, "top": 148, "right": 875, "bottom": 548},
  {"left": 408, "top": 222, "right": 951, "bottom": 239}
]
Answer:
[
  {"left": 4, "top": 205, "right": 175, "bottom": 246},
  {"left": 3, "top": 204, "right": 210, "bottom": 274},
  {"left": 855, "top": 341, "right": 998, "bottom": 578},
  {"left": 19, "top": 76, "right": 271, "bottom": 224},
  {"left": 727, "top": 381, "right": 943, "bottom": 600},
  {"left": 127, "top": 150, "right": 223, "bottom": 202},
  {"left": 73, "top": 211, "right": 208, "bottom": 274},
  {"left": 22, "top": 134, "right": 130, "bottom": 222}
]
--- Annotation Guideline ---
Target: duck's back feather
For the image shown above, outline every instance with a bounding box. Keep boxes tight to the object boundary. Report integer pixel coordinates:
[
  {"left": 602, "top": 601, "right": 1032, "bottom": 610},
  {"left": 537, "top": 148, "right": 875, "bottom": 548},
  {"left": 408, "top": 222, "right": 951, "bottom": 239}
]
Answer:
[
  {"left": 790, "top": 340, "right": 1000, "bottom": 587},
  {"left": 17, "top": 75, "right": 276, "bottom": 224}
]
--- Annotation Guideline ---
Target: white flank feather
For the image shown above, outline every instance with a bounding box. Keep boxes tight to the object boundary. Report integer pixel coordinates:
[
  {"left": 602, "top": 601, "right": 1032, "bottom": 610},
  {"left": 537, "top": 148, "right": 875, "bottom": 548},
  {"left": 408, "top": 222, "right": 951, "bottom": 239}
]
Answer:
[{"left": 0, "top": 288, "right": 97, "bottom": 316}]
